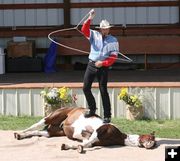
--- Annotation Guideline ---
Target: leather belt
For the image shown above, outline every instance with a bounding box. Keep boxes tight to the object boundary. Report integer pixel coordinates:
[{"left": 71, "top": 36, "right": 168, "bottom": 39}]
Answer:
[{"left": 89, "top": 59, "right": 96, "bottom": 63}]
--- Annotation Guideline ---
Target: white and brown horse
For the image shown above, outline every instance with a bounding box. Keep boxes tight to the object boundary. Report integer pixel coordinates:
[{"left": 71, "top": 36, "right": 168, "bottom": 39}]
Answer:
[{"left": 14, "top": 107, "right": 156, "bottom": 153}]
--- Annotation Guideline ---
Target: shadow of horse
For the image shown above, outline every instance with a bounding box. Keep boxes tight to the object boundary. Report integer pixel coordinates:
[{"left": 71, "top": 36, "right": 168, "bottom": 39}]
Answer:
[
  {"left": 83, "top": 145, "right": 125, "bottom": 153},
  {"left": 156, "top": 139, "right": 180, "bottom": 148}
]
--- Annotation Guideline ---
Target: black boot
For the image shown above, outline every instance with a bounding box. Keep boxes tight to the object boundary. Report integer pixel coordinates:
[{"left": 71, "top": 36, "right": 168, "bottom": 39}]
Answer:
[
  {"left": 103, "top": 117, "right": 111, "bottom": 123},
  {"left": 84, "top": 110, "right": 96, "bottom": 118}
]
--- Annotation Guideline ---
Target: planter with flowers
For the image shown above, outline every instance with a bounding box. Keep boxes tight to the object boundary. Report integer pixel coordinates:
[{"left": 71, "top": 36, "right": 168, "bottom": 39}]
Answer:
[
  {"left": 40, "top": 87, "right": 76, "bottom": 116},
  {"left": 118, "top": 88, "right": 144, "bottom": 120}
]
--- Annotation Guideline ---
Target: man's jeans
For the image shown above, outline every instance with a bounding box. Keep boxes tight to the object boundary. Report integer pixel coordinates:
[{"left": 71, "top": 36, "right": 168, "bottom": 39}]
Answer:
[{"left": 83, "top": 61, "right": 111, "bottom": 118}]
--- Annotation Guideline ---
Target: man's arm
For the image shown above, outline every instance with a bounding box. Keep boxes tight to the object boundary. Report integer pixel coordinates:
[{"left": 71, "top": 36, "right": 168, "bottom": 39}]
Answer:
[
  {"left": 102, "top": 53, "right": 118, "bottom": 67},
  {"left": 95, "top": 53, "right": 117, "bottom": 68},
  {"left": 81, "top": 9, "right": 95, "bottom": 38},
  {"left": 81, "top": 19, "right": 91, "bottom": 38}
]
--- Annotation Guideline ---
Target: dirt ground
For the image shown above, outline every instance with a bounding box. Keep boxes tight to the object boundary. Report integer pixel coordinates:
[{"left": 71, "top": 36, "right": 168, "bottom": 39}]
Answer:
[{"left": 0, "top": 130, "right": 180, "bottom": 161}]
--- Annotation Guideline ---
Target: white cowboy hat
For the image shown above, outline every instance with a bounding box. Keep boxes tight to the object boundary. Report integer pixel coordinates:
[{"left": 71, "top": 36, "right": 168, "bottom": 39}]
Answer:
[{"left": 95, "top": 20, "right": 113, "bottom": 29}]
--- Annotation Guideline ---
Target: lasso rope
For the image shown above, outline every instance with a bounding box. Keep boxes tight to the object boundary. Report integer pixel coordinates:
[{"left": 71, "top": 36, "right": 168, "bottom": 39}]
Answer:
[{"left": 48, "top": 9, "right": 133, "bottom": 63}]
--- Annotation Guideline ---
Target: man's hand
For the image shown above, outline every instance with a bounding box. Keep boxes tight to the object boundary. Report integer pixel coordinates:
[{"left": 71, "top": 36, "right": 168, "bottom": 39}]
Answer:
[
  {"left": 89, "top": 9, "right": 95, "bottom": 20},
  {"left": 95, "top": 61, "right": 103, "bottom": 68}
]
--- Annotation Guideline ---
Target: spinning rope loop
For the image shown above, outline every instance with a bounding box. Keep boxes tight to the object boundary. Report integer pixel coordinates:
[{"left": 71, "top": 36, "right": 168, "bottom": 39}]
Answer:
[{"left": 48, "top": 9, "right": 133, "bottom": 63}]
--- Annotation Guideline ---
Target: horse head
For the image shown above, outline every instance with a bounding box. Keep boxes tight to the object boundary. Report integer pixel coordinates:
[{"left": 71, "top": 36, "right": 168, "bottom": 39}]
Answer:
[{"left": 139, "top": 131, "right": 156, "bottom": 149}]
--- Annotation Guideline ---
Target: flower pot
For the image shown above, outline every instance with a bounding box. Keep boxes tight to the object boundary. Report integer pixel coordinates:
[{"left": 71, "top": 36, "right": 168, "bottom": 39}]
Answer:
[
  {"left": 126, "top": 105, "right": 144, "bottom": 120},
  {"left": 44, "top": 104, "right": 61, "bottom": 116}
]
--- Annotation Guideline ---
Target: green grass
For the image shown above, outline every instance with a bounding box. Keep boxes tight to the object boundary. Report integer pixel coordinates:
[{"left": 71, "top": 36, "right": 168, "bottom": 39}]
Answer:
[
  {"left": 0, "top": 115, "right": 180, "bottom": 139},
  {"left": 112, "top": 118, "right": 180, "bottom": 139},
  {"left": 0, "top": 115, "right": 42, "bottom": 130}
]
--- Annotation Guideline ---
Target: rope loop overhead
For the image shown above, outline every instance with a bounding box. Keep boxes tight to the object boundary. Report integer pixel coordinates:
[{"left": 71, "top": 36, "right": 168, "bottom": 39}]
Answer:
[{"left": 48, "top": 9, "right": 133, "bottom": 63}]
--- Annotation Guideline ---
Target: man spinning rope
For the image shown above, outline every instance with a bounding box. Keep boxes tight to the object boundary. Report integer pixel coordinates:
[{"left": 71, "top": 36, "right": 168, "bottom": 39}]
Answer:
[{"left": 81, "top": 9, "right": 119, "bottom": 123}]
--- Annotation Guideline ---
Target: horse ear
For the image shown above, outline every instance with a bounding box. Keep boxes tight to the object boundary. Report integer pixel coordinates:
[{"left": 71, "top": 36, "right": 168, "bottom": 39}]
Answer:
[{"left": 151, "top": 131, "right": 155, "bottom": 136}]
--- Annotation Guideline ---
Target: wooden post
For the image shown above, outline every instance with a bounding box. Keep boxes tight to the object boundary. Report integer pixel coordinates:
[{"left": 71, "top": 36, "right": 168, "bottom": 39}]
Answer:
[
  {"left": 179, "top": 0, "right": 180, "bottom": 25},
  {"left": 63, "top": 0, "right": 70, "bottom": 28},
  {"left": 144, "top": 53, "right": 147, "bottom": 70},
  {"left": 63, "top": 0, "right": 72, "bottom": 67}
]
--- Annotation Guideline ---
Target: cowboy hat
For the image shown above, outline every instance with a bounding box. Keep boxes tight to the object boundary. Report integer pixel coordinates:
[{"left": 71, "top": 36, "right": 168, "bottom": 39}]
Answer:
[{"left": 95, "top": 20, "right": 113, "bottom": 29}]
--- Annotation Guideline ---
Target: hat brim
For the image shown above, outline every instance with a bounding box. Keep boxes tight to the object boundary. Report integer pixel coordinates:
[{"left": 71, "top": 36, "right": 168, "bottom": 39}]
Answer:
[{"left": 95, "top": 25, "right": 113, "bottom": 29}]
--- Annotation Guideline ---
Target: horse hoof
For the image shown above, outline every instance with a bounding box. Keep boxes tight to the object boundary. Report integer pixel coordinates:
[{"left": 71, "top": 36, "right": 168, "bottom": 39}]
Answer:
[
  {"left": 77, "top": 145, "right": 84, "bottom": 153},
  {"left": 14, "top": 133, "right": 21, "bottom": 140},
  {"left": 61, "top": 144, "right": 66, "bottom": 150},
  {"left": 61, "top": 144, "right": 69, "bottom": 150},
  {"left": 14, "top": 132, "right": 17, "bottom": 139}
]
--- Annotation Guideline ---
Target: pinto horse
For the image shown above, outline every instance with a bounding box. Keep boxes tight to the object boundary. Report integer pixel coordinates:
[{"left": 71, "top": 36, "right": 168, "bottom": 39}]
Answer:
[{"left": 14, "top": 107, "right": 156, "bottom": 153}]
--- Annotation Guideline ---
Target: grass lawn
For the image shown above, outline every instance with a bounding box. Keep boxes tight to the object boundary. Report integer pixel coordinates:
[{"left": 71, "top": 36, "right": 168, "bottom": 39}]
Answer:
[
  {"left": 0, "top": 115, "right": 180, "bottom": 139},
  {"left": 0, "top": 115, "right": 42, "bottom": 131},
  {"left": 113, "top": 118, "right": 180, "bottom": 139}
]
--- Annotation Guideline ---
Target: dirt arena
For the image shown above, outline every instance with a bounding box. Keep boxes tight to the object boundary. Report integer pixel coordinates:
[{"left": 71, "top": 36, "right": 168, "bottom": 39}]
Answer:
[{"left": 0, "top": 130, "right": 180, "bottom": 161}]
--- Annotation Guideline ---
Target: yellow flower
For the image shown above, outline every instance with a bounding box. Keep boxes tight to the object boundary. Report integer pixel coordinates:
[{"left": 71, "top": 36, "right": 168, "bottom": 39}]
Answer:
[
  {"left": 40, "top": 86, "right": 75, "bottom": 107},
  {"left": 118, "top": 87, "right": 128, "bottom": 99},
  {"left": 58, "top": 87, "right": 70, "bottom": 101},
  {"left": 130, "top": 95, "right": 138, "bottom": 102},
  {"left": 118, "top": 88, "right": 142, "bottom": 108},
  {"left": 59, "top": 87, "right": 67, "bottom": 94},
  {"left": 121, "top": 88, "right": 128, "bottom": 94},
  {"left": 60, "top": 93, "right": 64, "bottom": 99}
]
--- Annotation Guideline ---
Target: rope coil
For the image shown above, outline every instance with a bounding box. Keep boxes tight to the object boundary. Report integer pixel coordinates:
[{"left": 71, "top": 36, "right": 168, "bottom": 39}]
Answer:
[{"left": 48, "top": 9, "right": 133, "bottom": 63}]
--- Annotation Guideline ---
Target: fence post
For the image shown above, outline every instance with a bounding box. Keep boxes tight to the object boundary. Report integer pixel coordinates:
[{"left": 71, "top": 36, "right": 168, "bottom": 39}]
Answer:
[{"left": 63, "top": 0, "right": 70, "bottom": 28}]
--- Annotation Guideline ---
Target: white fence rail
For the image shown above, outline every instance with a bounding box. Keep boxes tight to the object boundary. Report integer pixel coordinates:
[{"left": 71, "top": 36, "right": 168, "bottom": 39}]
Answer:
[{"left": 0, "top": 87, "right": 180, "bottom": 119}]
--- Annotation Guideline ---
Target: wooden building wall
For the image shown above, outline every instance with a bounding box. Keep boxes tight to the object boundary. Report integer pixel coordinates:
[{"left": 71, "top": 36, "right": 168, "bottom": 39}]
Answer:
[{"left": 0, "top": 0, "right": 179, "bottom": 65}]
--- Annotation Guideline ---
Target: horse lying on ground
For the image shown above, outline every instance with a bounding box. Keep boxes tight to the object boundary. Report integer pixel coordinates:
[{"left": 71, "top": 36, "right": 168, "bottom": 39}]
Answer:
[{"left": 14, "top": 107, "right": 156, "bottom": 153}]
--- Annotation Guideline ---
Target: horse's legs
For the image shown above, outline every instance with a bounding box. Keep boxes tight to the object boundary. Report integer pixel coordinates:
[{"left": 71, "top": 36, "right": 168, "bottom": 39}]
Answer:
[
  {"left": 15, "top": 125, "right": 66, "bottom": 140},
  {"left": 61, "top": 143, "right": 84, "bottom": 153},
  {"left": 72, "top": 131, "right": 85, "bottom": 141},
  {"left": 72, "top": 127, "right": 88, "bottom": 141},
  {"left": 14, "top": 118, "right": 47, "bottom": 140},
  {"left": 22, "top": 118, "right": 46, "bottom": 133},
  {"left": 61, "top": 131, "right": 99, "bottom": 153},
  {"left": 80, "top": 131, "right": 98, "bottom": 148},
  {"left": 14, "top": 130, "right": 49, "bottom": 140},
  {"left": 61, "top": 144, "right": 78, "bottom": 150}
]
